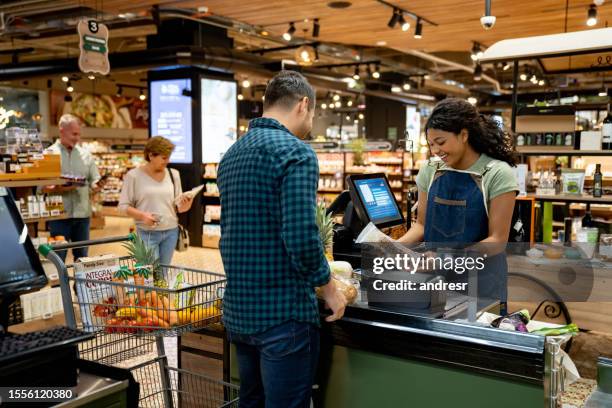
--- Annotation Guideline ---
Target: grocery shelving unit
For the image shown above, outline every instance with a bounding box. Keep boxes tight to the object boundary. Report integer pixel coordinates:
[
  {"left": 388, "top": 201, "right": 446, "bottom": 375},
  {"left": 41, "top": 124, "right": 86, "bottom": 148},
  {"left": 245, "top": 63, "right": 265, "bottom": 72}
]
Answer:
[
  {"left": 92, "top": 151, "right": 144, "bottom": 206},
  {"left": 202, "top": 163, "right": 221, "bottom": 248},
  {"left": 0, "top": 177, "right": 67, "bottom": 237},
  {"left": 315, "top": 150, "right": 415, "bottom": 216}
]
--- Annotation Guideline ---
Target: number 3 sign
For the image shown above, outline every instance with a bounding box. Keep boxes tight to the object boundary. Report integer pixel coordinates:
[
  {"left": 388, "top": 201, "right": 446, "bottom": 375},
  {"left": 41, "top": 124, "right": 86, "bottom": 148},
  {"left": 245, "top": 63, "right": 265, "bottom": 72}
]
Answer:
[{"left": 78, "top": 19, "right": 110, "bottom": 75}]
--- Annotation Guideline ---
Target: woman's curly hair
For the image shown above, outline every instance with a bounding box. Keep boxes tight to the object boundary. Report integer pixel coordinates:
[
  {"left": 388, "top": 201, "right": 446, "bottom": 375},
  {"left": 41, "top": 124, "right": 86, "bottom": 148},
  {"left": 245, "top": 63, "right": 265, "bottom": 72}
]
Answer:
[{"left": 425, "top": 98, "right": 517, "bottom": 166}]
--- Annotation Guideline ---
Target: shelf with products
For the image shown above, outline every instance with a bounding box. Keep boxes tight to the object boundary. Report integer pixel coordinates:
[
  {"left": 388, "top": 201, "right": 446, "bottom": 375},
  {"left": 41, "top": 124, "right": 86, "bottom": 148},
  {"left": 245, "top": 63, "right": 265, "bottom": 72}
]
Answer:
[
  {"left": 315, "top": 150, "right": 415, "bottom": 209},
  {"left": 517, "top": 147, "right": 611, "bottom": 156},
  {"left": 203, "top": 163, "right": 219, "bottom": 179},
  {"left": 82, "top": 142, "right": 145, "bottom": 205}
]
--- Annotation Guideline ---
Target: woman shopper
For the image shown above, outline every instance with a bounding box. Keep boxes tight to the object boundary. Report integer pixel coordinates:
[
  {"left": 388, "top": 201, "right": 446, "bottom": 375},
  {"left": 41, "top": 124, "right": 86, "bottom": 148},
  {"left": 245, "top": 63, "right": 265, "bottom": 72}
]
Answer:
[
  {"left": 118, "top": 136, "right": 193, "bottom": 265},
  {"left": 399, "top": 98, "right": 518, "bottom": 306}
]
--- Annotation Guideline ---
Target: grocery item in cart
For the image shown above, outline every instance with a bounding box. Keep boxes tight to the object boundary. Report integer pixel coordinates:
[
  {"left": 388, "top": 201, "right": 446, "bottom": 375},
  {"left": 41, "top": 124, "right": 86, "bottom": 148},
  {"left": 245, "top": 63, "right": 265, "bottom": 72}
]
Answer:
[{"left": 74, "top": 254, "right": 121, "bottom": 332}]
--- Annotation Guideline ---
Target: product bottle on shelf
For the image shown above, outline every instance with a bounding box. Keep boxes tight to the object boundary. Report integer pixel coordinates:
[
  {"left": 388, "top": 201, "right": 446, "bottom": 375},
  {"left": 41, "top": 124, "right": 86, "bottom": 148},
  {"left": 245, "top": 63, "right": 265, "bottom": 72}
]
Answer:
[
  {"left": 564, "top": 217, "right": 572, "bottom": 245},
  {"left": 603, "top": 103, "right": 611, "bottom": 150},
  {"left": 593, "top": 164, "right": 603, "bottom": 198},
  {"left": 582, "top": 203, "right": 594, "bottom": 228}
]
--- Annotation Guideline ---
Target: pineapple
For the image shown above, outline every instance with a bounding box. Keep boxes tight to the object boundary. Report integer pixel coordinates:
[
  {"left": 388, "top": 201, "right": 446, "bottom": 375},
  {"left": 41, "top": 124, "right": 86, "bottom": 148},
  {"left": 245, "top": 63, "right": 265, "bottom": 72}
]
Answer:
[
  {"left": 315, "top": 202, "right": 334, "bottom": 261},
  {"left": 122, "top": 234, "right": 163, "bottom": 293}
]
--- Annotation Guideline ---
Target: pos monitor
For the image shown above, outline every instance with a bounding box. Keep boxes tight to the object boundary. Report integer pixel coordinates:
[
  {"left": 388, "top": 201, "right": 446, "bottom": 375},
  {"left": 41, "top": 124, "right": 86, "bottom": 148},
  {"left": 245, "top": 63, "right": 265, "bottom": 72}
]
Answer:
[
  {"left": 0, "top": 187, "right": 47, "bottom": 301},
  {"left": 346, "top": 173, "right": 405, "bottom": 229}
]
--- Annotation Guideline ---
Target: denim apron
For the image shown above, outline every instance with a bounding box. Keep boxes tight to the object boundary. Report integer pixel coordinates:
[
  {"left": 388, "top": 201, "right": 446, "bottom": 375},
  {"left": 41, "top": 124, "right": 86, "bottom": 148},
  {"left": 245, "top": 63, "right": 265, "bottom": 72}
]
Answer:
[{"left": 423, "top": 161, "right": 507, "bottom": 306}]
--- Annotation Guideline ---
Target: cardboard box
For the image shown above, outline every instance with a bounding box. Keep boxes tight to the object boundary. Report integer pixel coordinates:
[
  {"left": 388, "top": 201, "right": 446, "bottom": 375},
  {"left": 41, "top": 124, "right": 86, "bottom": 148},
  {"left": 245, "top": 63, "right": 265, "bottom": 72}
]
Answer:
[
  {"left": 74, "top": 254, "right": 120, "bottom": 331},
  {"left": 580, "top": 131, "right": 602, "bottom": 151}
]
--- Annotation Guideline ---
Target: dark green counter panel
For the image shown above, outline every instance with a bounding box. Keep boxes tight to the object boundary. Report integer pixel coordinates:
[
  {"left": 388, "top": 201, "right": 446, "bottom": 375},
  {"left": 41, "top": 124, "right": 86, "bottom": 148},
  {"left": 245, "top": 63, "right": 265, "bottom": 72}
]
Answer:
[
  {"left": 321, "top": 345, "right": 542, "bottom": 408},
  {"left": 230, "top": 344, "right": 542, "bottom": 408}
]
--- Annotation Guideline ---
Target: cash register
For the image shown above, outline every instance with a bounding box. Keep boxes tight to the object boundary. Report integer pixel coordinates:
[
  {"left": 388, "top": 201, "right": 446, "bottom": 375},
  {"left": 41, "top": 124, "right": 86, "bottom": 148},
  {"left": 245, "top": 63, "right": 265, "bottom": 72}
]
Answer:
[
  {"left": 329, "top": 174, "right": 447, "bottom": 317},
  {"left": 330, "top": 173, "right": 405, "bottom": 268}
]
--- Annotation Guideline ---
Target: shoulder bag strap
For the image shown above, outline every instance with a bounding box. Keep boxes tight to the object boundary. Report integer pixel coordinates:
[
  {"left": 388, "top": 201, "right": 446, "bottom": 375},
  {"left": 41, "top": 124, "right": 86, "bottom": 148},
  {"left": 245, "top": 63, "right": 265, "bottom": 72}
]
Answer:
[{"left": 167, "top": 168, "right": 177, "bottom": 199}]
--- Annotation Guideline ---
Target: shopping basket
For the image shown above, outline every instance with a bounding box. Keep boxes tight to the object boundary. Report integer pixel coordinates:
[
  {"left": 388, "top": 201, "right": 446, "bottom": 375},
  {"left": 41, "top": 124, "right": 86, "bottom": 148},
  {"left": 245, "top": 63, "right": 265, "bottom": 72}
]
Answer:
[{"left": 39, "top": 234, "right": 239, "bottom": 408}]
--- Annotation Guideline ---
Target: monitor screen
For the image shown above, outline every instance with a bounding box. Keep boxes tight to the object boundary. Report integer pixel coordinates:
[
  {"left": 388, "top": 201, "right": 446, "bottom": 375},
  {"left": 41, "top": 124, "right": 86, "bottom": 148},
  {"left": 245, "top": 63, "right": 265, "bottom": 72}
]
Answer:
[
  {"left": 348, "top": 174, "right": 404, "bottom": 229},
  {"left": 0, "top": 188, "right": 47, "bottom": 298},
  {"left": 201, "top": 78, "right": 237, "bottom": 163},
  {"left": 150, "top": 78, "right": 193, "bottom": 164}
]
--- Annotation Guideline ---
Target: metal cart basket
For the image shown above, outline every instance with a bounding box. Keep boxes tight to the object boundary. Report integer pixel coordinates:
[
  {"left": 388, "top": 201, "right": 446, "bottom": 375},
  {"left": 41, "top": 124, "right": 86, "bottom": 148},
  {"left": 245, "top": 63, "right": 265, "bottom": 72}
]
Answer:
[{"left": 39, "top": 235, "right": 239, "bottom": 408}]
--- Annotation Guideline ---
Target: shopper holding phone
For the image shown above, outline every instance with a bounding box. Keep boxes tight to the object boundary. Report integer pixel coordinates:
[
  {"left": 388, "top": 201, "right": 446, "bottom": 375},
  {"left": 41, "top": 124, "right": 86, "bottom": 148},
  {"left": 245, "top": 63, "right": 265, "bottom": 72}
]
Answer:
[{"left": 118, "top": 136, "right": 193, "bottom": 265}]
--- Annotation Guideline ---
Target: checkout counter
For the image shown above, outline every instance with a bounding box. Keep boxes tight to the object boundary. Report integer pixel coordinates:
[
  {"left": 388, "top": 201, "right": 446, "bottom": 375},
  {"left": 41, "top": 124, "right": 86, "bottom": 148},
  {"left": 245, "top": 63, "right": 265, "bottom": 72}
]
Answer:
[
  {"left": 226, "top": 173, "right": 568, "bottom": 407},
  {"left": 323, "top": 173, "right": 563, "bottom": 407}
]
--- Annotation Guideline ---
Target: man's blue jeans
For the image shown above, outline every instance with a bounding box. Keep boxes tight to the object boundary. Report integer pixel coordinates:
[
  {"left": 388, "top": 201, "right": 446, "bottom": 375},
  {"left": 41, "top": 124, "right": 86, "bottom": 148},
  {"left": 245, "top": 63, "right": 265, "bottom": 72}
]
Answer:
[
  {"left": 48, "top": 217, "right": 90, "bottom": 262},
  {"left": 227, "top": 320, "right": 320, "bottom": 408}
]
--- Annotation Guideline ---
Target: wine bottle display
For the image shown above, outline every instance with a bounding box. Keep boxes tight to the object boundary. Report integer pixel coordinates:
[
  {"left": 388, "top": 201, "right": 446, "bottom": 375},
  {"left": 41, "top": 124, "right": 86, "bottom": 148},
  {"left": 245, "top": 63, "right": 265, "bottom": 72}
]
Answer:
[
  {"left": 593, "top": 164, "right": 603, "bottom": 198},
  {"left": 603, "top": 103, "right": 612, "bottom": 150}
]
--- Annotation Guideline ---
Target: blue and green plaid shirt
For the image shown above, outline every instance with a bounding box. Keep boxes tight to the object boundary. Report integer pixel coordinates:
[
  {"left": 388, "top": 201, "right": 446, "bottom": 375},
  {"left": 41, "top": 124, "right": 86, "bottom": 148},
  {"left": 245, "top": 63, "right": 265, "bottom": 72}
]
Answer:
[{"left": 217, "top": 117, "right": 331, "bottom": 335}]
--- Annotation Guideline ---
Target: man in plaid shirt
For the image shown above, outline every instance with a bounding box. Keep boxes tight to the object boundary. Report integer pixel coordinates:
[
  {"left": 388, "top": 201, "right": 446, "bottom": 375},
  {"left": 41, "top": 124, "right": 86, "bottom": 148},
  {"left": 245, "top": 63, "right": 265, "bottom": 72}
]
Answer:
[{"left": 218, "top": 70, "right": 346, "bottom": 408}]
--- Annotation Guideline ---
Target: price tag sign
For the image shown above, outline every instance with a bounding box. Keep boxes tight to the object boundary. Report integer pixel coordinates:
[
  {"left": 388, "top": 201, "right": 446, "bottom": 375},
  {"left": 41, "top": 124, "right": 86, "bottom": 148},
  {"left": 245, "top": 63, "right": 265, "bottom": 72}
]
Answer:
[{"left": 78, "top": 20, "right": 110, "bottom": 75}]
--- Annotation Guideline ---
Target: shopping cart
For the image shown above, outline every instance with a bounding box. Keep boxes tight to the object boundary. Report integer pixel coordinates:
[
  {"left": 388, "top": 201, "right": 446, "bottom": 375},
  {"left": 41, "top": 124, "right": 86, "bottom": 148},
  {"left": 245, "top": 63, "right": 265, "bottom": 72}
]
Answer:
[{"left": 39, "top": 234, "right": 239, "bottom": 408}]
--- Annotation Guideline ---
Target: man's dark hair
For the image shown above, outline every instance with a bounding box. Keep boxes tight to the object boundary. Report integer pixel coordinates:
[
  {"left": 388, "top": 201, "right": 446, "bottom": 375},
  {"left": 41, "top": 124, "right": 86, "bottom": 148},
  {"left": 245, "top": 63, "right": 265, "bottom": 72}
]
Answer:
[{"left": 263, "top": 70, "right": 315, "bottom": 111}]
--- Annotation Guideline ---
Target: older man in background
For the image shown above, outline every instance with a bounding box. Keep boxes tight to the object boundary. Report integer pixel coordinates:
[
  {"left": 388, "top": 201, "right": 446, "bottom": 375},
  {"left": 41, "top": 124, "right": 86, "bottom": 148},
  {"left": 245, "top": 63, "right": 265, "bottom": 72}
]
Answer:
[{"left": 43, "top": 114, "right": 100, "bottom": 261}]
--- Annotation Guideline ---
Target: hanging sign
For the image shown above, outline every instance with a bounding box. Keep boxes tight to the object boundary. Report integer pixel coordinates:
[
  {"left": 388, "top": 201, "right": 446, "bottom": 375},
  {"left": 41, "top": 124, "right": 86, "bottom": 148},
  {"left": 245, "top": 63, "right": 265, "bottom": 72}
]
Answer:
[{"left": 78, "top": 20, "right": 110, "bottom": 75}]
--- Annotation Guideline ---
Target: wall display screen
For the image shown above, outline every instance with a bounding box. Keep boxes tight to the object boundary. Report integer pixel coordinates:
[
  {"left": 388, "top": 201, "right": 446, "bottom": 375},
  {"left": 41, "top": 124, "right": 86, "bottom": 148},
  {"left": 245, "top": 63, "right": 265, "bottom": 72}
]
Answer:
[
  {"left": 150, "top": 79, "right": 193, "bottom": 164},
  {"left": 201, "top": 78, "right": 237, "bottom": 163},
  {"left": 406, "top": 106, "right": 421, "bottom": 152}
]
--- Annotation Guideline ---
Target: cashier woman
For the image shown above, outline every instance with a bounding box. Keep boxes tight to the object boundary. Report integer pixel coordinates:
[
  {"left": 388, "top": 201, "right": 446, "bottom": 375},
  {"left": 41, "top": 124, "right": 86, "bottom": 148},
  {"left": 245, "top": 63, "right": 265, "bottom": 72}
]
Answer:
[{"left": 399, "top": 98, "right": 519, "bottom": 301}]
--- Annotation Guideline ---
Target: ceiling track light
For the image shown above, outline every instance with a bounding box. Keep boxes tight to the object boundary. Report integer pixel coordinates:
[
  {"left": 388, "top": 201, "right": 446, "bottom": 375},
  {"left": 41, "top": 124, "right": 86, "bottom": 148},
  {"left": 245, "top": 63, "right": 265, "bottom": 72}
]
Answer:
[
  {"left": 139, "top": 89, "right": 146, "bottom": 101},
  {"left": 387, "top": 9, "right": 400, "bottom": 28},
  {"left": 587, "top": 4, "right": 598, "bottom": 26},
  {"left": 66, "top": 81, "right": 74, "bottom": 93},
  {"left": 398, "top": 13, "right": 410, "bottom": 31},
  {"left": 116, "top": 86, "right": 123, "bottom": 97},
  {"left": 353, "top": 66, "right": 360, "bottom": 80},
  {"left": 502, "top": 62, "right": 511, "bottom": 71},
  {"left": 414, "top": 18, "right": 423, "bottom": 39},
  {"left": 283, "top": 22, "right": 296, "bottom": 41},
  {"left": 372, "top": 64, "right": 381, "bottom": 79},
  {"left": 473, "top": 64, "right": 483, "bottom": 81},
  {"left": 312, "top": 18, "right": 320, "bottom": 37},
  {"left": 598, "top": 77, "right": 607, "bottom": 96}
]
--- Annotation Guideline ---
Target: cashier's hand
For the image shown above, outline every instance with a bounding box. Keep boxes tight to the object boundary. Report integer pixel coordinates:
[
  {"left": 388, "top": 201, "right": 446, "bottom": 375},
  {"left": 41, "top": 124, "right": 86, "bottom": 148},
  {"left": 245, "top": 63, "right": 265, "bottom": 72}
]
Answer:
[
  {"left": 321, "top": 280, "right": 347, "bottom": 322},
  {"left": 176, "top": 195, "right": 194, "bottom": 213}
]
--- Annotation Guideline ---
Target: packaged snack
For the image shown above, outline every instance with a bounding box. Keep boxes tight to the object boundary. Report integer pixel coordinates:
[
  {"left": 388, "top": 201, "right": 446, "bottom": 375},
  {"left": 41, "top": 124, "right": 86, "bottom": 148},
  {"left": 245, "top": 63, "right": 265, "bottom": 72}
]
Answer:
[
  {"left": 561, "top": 169, "right": 585, "bottom": 195},
  {"left": 73, "top": 254, "right": 120, "bottom": 331},
  {"left": 491, "top": 309, "right": 531, "bottom": 332}
]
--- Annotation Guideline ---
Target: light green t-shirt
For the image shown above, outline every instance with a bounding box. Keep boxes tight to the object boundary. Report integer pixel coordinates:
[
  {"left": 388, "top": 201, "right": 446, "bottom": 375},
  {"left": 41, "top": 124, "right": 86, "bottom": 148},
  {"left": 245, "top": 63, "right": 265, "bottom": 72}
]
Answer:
[{"left": 415, "top": 154, "right": 518, "bottom": 202}]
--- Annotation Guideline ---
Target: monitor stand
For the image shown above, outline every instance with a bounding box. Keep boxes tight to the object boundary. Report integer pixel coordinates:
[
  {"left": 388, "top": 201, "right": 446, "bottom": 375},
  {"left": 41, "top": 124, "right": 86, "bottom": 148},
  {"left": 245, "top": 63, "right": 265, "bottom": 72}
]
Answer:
[{"left": 0, "top": 295, "right": 18, "bottom": 336}]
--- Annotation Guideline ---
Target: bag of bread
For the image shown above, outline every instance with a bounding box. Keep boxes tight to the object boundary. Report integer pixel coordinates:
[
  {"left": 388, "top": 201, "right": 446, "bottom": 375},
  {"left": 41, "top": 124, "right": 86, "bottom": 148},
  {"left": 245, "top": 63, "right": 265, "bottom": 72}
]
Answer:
[{"left": 316, "top": 275, "right": 358, "bottom": 305}]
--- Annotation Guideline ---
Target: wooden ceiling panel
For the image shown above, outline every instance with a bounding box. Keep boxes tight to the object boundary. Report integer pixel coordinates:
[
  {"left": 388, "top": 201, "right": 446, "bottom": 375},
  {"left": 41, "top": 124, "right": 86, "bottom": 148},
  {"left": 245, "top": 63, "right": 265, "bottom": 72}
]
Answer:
[{"left": 6, "top": 1, "right": 612, "bottom": 60}]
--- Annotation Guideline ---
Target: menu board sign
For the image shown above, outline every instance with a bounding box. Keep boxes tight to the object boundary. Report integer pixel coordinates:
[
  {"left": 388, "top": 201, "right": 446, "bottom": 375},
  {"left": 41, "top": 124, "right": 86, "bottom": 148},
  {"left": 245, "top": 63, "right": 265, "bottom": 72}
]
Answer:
[
  {"left": 150, "top": 79, "right": 193, "bottom": 164},
  {"left": 201, "top": 78, "right": 237, "bottom": 163}
]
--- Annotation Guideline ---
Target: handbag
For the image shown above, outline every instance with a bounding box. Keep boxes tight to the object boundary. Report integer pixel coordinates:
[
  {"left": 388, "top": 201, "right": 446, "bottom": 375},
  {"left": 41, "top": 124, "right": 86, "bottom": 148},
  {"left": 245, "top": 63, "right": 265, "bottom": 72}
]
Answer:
[{"left": 168, "top": 168, "right": 190, "bottom": 252}]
